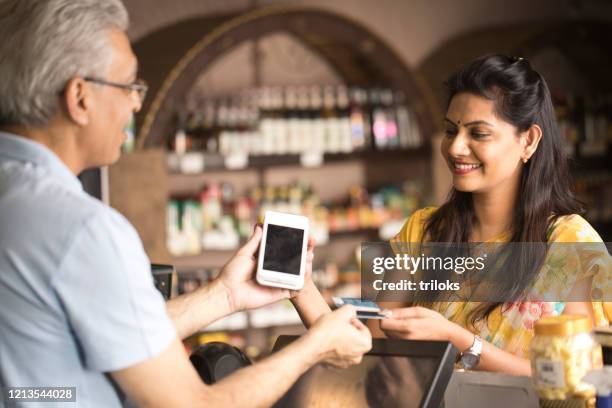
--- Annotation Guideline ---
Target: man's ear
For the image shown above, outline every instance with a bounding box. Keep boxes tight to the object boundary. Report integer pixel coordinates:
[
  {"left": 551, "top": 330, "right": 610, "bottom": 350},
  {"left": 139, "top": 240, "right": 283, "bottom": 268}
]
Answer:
[
  {"left": 63, "top": 77, "right": 91, "bottom": 126},
  {"left": 521, "top": 124, "right": 543, "bottom": 161}
]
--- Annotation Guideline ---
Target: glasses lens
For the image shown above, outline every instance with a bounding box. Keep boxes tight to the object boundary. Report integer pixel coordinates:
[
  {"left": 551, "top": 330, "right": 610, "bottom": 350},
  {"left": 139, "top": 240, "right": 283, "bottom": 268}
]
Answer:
[{"left": 136, "top": 79, "right": 148, "bottom": 103}]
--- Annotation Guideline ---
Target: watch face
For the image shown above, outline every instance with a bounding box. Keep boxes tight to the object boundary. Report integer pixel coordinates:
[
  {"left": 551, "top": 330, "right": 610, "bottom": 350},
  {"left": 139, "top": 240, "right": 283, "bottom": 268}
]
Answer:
[{"left": 460, "top": 353, "right": 479, "bottom": 369}]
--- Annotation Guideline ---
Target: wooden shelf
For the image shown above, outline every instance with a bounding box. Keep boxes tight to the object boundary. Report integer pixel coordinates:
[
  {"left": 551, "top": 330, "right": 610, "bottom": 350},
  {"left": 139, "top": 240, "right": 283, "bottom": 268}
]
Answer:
[
  {"left": 171, "top": 227, "right": 383, "bottom": 270},
  {"left": 167, "top": 146, "right": 430, "bottom": 175},
  {"left": 327, "top": 227, "right": 380, "bottom": 239}
]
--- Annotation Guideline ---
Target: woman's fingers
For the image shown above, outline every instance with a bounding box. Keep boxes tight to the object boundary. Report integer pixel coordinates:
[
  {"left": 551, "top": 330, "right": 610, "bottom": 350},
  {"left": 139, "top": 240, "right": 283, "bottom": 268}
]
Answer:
[
  {"left": 380, "top": 317, "right": 414, "bottom": 332},
  {"left": 387, "top": 306, "right": 439, "bottom": 320}
]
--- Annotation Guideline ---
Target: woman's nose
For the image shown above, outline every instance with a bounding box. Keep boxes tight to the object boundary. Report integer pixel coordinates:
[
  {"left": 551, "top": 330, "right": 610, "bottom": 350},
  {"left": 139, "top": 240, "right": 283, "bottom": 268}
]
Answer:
[{"left": 447, "top": 131, "right": 471, "bottom": 157}]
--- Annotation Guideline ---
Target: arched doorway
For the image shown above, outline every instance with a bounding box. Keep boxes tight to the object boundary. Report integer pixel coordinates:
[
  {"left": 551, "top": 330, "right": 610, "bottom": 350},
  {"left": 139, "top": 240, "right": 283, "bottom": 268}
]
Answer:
[{"left": 131, "top": 6, "right": 441, "bottom": 149}]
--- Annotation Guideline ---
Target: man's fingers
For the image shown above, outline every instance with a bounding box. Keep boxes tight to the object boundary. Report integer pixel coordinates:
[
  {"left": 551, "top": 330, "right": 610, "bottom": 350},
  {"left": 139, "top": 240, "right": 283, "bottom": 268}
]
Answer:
[
  {"left": 307, "top": 236, "right": 315, "bottom": 250},
  {"left": 335, "top": 304, "right": 357, "bottom": 320},
  {"left": 350, "top": 317, "right": 368, "bottom": 331}
]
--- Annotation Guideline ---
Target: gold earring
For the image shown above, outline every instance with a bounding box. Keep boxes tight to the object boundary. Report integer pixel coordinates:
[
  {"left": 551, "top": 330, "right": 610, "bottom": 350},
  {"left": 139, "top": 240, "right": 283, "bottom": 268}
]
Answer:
[{"left": 522, "top": 157, "right": 529, "bottom": 164}]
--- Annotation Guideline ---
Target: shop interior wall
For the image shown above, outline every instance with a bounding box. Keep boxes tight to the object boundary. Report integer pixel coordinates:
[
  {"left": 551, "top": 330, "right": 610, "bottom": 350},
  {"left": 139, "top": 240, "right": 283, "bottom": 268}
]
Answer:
[
  {"left": 123, "top": 0, "right": 610, "bottom": 67},
  {"left": 111, "top": 0, "right": 612, "bottom": 350},
  {"left": 121, "top": 0, "right": 612, "bottom": 205}
]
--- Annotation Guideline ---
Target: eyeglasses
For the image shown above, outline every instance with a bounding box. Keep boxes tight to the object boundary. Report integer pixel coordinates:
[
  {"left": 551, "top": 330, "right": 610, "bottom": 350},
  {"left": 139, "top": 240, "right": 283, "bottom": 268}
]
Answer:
[{"left": 83, "top": 77, "right": 148, "bottom": 104}]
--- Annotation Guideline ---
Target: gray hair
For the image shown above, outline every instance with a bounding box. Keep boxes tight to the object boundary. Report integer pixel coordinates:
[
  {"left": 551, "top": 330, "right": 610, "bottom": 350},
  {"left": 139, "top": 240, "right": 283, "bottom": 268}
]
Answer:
[{"left": 0, "top": 0, "right": 129, "bottom": 127}]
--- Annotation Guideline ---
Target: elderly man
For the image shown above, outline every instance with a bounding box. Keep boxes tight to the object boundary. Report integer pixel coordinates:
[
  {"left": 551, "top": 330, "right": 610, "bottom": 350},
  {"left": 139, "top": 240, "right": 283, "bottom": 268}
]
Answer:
[{"left": 0, "top": 1, "right": 371, "bottom": 406}]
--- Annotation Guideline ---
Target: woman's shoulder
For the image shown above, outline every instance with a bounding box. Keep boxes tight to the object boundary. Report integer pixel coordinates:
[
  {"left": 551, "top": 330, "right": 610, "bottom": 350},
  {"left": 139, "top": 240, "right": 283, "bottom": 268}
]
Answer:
[
  {"left": 547, "top": 214, "right": 603, "bottom": 243},
  {"left": 411, "top": 206, "right": 438, "bottom": 223},
  {"left": 394, "top": 206, "right": 438, "bottom": 243}
]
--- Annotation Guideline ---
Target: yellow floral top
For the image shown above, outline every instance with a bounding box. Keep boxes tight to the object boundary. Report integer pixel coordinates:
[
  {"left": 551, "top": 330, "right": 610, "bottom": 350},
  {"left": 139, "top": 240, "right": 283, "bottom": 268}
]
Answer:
[{"left": 391, "top": 207, "right": 611, "bottom": 358}]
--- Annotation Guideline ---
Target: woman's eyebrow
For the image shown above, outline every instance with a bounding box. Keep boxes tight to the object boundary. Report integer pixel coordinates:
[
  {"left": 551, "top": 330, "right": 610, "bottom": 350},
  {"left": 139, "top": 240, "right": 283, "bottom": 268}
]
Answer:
[
  {"left": 444, "top": 118, "right": 458, "bottom": 126},
  {"left": 445, "top": 118, "right": 494, "bottom": 127},
  {"left": 464, "top": 120, "right": 494, "bottom": 127}
]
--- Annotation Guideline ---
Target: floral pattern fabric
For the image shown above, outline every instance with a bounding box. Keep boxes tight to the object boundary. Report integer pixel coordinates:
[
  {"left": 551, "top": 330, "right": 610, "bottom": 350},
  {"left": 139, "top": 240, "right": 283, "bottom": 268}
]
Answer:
[{"left": 391, "top": 207, "right": 611, "bottom": 358}]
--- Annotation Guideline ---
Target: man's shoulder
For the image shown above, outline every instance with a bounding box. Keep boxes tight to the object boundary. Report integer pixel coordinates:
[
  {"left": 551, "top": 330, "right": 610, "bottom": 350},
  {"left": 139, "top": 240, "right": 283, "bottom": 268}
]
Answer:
[
  {"left": 38, "top": 182, "right": 134, "bottom": 242},
  {"left": 0, "top": 165, "right": 131, "bottom": 249},
  {"left": 25, "top": 174, "right": 111, "bottom": 225}
]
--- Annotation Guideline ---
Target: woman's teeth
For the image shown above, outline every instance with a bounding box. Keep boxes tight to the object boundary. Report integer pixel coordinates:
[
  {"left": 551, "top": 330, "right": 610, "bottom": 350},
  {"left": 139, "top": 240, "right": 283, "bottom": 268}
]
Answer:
[{"left": 454, "top": 163, "right": 482, "bottom": 170}]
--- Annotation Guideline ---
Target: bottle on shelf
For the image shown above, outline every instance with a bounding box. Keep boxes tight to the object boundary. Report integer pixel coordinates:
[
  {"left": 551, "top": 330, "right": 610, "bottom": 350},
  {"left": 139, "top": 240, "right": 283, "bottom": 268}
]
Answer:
[
  {"left": 380, "top": 89, "right": 399, "bottom": 149},
  {"left": 348, "top": 87, "right": 369, "bottom": 151},
  {"left": 554, "top": 91, "right": 611, "bottom": 159},
  {"left": 166, "top": 180, "right": 427, "bottom": 257},
  {"left": 369, "top": 88, "right": 387, "bottom": 150},
  {"left": 395, "top": 90, "right": 422, "bottom": 148},
  {"left": 170, "top": 84, "right": 424, "bottom": 172},
  {"left": 550, "top": 91, "right": 612, "bottom": 238}
]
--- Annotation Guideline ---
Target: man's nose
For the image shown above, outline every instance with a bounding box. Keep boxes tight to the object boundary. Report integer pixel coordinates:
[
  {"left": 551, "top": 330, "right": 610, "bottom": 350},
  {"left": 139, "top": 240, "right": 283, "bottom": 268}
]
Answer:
[{"left": 132, "top": 94, "right": 142, "bottom": 113}]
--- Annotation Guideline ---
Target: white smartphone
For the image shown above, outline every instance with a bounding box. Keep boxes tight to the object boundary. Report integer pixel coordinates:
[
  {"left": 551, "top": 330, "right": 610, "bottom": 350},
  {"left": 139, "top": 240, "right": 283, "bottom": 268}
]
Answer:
[{"left": 256, "top": 211, "right": 309, "bottom": 290}]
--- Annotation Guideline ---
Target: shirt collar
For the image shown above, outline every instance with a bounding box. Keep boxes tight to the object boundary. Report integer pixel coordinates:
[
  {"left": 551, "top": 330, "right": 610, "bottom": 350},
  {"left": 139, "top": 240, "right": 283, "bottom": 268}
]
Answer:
[{"left": 0, "top": 131, "right": 83, "bottom": 192}]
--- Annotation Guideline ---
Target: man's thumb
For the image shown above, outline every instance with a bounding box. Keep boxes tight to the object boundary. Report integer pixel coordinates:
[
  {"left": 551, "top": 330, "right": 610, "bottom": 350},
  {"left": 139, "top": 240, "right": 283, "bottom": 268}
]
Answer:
[{"left": 239, "top": 224, "right": 262, "bottom": 256}]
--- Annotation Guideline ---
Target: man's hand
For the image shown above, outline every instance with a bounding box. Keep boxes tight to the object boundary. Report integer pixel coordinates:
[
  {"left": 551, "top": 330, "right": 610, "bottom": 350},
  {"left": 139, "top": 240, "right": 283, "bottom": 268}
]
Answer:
[
  {"left": 113, "top": 307, "right": 371, "bottom": 408},
  {"left": 304, "top": 305, "right": 372, "bottom": 368},
  {"left": 217, "top": 225, "right": 315, "bottom": 312}
]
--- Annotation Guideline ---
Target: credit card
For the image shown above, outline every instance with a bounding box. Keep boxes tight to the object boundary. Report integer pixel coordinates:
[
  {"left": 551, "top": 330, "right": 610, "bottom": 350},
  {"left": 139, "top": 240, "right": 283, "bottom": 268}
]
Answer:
[{"left": 332, "top": 297, "right": 388, "bottom": 319}]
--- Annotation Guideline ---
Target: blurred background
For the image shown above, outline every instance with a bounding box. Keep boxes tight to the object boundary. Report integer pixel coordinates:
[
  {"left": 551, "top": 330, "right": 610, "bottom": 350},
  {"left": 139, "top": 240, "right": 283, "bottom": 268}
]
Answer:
[{"left": 93, "top": 0, "right": 612, "bottom": 358}]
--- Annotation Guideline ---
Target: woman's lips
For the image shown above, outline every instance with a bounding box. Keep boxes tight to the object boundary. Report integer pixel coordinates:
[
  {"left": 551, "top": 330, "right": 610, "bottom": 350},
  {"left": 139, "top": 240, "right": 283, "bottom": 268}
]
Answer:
[{"left": 450, "top": 161, "right": 482, "bottom": 175}]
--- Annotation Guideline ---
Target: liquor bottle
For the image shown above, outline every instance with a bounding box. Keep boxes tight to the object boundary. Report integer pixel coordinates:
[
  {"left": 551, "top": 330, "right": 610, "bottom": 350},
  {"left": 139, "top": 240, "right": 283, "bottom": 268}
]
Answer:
[
  {"left": 167, "top": 200, "right": 184, "bottom": 256},
  {"left": 188, "top": 200, "right": 205, "bottom": 254},
  {"left": 235, "top": 196, "right": 254, "bottom": 239},
  {"left": 295, "top": 85, "right": 312, "bottom": 154},
  {"left": 285, "top": 86, "right": 300, "bottom": 154},
  {"left": 310, "top": 85, "right": 326, "bottom": 153},
  {"left": 322, "top": 85, "right": 339, "bottom": 153},
  {"left": 200, "top": 183, "right": 222, "bottom": 232},
  {"left": 348, "top": 88, "right": 367, "bottom": 151},
  {"left": 370, "top": 89, "right": 387, "bottom": 150},
  {"left": 336, "top": 85, "right": 353, "bottom": 153},
  {"left": 380, "top": 89, "right": 399, "bottom": 148},
  {"left": 555, "top": 93, "right": 578, "bottom": 157},
  {"left": 394, "top": 91, "right": 413, "bottom": 148},
  {"left": 258, "top": 87, "right": 279, "bottom": 155}
]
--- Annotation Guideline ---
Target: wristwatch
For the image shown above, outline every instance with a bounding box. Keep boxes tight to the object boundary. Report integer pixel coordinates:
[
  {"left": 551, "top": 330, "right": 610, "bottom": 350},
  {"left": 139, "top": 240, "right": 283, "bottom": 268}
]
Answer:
[{"left": 459, "top": 335, "right": 483, "bottom": 370}]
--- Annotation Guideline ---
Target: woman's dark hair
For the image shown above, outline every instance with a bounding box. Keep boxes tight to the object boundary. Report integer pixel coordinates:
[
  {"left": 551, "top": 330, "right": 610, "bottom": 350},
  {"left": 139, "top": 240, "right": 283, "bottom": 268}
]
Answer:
[{"left": 423, "top": 54, "right": 582, "bottom": 326}]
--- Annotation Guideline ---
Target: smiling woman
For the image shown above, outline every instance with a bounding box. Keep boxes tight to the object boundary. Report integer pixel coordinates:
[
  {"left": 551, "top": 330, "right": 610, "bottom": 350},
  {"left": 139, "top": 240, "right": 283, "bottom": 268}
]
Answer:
[
  {"left": 381, "top": 54, "right": 611, "bottom": 376},
  {"left": 442, "top": 92, "right": 542, "bottom": 198}
]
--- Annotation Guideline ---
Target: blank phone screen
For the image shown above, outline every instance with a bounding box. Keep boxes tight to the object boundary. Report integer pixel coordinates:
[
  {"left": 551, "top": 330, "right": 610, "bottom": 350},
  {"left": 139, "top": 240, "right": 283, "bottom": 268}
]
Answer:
[{"left": 263, "top": 224, "right": 304, "bottom": 275}]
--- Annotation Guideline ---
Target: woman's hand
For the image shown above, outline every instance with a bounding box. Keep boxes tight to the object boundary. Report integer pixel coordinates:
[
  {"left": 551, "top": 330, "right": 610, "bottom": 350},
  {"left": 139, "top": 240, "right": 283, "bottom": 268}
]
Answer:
[
  {"left": 380, "top": 306, "right": 458, "bottom": 342},
  {"left": 381, "top": 306, "right": 534, "bottom": 376}
]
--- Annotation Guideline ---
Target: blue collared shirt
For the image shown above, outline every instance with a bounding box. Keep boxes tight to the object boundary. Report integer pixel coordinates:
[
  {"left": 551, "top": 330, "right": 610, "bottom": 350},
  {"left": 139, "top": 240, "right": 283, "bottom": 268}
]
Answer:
[{"left": 0, "top": 132, "right": 176, "bottom": 407}]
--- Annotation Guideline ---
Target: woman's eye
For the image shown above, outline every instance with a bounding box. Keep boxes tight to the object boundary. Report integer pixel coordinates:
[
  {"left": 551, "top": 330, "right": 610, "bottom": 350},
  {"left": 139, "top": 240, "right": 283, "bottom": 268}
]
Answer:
[
  {"left": 471, "top": 132, "right": 489, "bottom": 139},
  {"left": 444, "top": 129, "right": 457, "bottom": 138}
]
